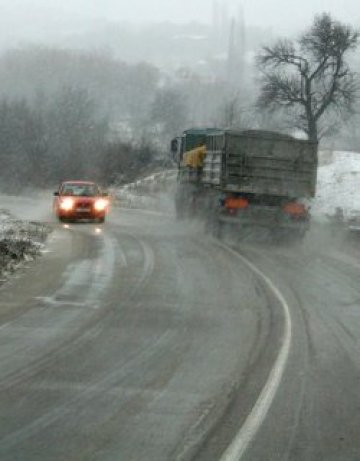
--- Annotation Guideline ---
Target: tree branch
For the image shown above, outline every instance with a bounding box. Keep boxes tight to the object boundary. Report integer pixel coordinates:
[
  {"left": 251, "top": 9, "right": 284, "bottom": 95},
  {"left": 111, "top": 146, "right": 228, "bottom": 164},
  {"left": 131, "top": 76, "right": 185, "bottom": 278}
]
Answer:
[{"left": 256, "top": 12, "right": 359, "bottom": 142}]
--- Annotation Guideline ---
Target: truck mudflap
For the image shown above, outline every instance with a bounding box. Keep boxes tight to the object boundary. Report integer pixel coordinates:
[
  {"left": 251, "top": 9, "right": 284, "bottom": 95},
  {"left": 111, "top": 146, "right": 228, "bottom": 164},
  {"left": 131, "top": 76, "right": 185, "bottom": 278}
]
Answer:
[
  {"left": 208, "top": 206, "right": 309, "bottom": 241},
  {"left": 222, "top": 204, "right": 308, "bottom": 225},
  {"left": 218, "top": 213, "right": 310, "bottom": 230}
]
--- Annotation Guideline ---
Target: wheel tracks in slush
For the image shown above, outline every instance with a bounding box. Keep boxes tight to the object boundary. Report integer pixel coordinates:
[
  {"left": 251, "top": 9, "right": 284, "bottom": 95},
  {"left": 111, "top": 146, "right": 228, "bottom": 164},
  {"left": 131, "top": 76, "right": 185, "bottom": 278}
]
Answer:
[
  {"left": 171, "top": 239, "right": 293, "bottom": 461},
  {"left": 215, "top": 242, "right": 293, "bottom": 461},
  {"left": 0, "top": 328, "right": 176, "bottom": 454},
  {"left": 0, "top": 230, "right": 293, "bottom": 460},
  {"left": 0, "top": 232, "right": 161, "bottom": 452},
  {"left": 0, "top": 231, "right": 154, "bottom": 393}
]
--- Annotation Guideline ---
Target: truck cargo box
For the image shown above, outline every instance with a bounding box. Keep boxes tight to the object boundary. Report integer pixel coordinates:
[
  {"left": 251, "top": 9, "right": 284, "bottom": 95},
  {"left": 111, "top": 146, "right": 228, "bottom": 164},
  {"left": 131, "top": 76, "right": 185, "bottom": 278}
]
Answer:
[{"left": 202, "top": 130, "right": 318, "bottom": 198}]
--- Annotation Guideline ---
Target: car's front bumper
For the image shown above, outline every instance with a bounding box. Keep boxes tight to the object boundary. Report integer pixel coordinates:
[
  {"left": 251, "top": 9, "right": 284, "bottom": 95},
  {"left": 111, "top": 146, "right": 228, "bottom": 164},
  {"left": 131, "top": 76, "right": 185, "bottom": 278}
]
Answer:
[{"left": 58, "top": 209, "right": 106, "bottom": 220}]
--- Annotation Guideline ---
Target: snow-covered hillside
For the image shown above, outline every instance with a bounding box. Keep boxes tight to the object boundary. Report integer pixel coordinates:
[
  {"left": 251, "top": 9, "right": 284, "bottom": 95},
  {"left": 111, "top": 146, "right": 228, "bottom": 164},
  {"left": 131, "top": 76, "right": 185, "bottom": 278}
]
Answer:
[{"left": 312, "top": 151, "right": 360, "bottom": 220}]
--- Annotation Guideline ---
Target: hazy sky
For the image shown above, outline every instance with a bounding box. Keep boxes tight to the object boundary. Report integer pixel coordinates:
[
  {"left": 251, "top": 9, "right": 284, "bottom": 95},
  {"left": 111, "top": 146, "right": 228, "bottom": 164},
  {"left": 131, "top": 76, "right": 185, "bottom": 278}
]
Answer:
[
  {"left": 1, "top": 0, "right": 359, "bottom": 34},
  {"left": 106, "top": 0, "right": 358, "bottom": 28}
]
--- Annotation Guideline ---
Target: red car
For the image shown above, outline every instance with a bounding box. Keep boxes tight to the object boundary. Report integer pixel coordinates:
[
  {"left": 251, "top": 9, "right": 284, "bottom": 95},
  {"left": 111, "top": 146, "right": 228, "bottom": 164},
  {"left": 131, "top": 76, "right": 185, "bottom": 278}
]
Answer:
[{"left": 53, "top": 181, "right": 109, "bottom": 223}]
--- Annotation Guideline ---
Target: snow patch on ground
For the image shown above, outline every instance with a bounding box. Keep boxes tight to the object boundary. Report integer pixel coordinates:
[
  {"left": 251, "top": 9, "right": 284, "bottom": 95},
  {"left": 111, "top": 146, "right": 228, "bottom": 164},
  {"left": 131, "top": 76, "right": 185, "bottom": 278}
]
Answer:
[
  {"left": 312, "top": 150, "right": 360, "bottom": 220},
  {"left": 0, "top": 210, "right": 51, "bottom": 282},
  {"left": 111, "top": 170, "right": 177, "bottom": 212}
]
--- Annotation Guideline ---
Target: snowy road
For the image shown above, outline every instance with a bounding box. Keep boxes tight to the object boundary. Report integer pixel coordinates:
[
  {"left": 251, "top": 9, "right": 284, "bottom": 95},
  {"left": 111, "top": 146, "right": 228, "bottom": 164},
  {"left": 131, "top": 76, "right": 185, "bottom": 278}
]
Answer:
[{"left": 0, "top": 195, "right": 359, "bottom": 460}]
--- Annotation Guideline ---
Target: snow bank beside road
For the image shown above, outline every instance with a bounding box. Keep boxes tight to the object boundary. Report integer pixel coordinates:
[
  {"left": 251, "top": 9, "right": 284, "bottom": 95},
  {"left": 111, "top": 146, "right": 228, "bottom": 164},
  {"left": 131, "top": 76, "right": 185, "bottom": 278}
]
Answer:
[
  {"left": 312, "top": 151, "right": 360, "bottom": 220},
  {"left": 0, "top": 210, "right": 50, "bottom": 282},
  {"left": 111, "top": 170, "right": 177, "bottom": 211}
]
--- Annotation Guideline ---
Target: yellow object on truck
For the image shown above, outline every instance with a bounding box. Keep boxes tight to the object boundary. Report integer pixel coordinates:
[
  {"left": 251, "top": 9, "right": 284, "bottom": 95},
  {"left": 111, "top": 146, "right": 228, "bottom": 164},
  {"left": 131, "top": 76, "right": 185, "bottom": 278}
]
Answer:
[{"left": 183, "top": 145, "right": 207, "bottom": 168}]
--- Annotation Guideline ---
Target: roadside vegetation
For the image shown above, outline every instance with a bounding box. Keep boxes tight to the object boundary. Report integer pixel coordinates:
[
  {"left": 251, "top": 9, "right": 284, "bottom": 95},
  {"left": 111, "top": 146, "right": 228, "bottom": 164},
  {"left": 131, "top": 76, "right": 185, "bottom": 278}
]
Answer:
[
  {"left": 0, "top": 210, "right": 50, "bottom": 282},
  {"left": 0, "top": 87, "right": 167, "bottom": 192},
  {"left": 0, "top": 13, "right": 359, "bottom": 194}
]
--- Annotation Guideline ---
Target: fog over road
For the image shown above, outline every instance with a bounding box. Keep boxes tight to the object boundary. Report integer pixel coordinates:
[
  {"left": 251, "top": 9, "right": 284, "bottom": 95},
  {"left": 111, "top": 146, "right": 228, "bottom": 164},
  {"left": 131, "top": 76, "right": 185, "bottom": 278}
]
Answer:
[{"left": 0, "top": 195, "right": 359, "bottom": 460}]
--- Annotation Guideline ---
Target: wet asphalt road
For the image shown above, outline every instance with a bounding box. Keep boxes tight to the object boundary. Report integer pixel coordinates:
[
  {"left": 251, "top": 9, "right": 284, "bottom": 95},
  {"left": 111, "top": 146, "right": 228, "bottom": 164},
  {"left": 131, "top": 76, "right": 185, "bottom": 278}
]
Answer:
[{"left": 0, "top": 197, "right": 359, "bottom": 461}]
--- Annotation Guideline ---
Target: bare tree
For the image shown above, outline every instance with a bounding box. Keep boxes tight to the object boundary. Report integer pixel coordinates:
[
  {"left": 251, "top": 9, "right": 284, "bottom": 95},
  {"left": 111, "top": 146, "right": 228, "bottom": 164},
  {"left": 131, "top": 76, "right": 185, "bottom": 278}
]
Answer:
[{"left": 257, "top": 13, "right": 359, "bottom": 142}]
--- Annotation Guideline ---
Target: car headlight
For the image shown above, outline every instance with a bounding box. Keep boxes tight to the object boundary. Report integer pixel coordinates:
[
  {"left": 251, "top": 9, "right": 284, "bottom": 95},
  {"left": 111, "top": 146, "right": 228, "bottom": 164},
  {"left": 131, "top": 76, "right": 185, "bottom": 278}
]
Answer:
[
  {"left": 59, "top": 198, "right": 74, "bottom": 211},
  {"left": 94, "top": 199, "right": 108, "bottom": 211}
]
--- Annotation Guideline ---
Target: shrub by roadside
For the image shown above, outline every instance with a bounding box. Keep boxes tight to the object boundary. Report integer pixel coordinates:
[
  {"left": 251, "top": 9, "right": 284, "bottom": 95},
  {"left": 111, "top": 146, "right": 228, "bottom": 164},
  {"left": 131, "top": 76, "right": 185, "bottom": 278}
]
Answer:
[{"left": 0, "top": 210, "right": 51, "bottom": 282}]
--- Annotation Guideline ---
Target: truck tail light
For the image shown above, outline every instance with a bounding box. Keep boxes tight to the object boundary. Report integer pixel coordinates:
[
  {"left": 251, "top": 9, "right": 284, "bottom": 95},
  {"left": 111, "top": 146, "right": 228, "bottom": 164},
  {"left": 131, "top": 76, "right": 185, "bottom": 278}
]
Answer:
[
  {"left": 225, "top": 197, "right": 249, "bottom": 210},
  {"left": 283, "top": 202, "right": 307, "bottom": 217}
]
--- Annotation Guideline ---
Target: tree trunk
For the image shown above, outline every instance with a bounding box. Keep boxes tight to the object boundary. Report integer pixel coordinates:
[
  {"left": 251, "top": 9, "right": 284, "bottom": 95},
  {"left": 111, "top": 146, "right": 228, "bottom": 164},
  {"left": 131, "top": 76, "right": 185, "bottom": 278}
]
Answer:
[
  {"left": 304, "top": 78, "right": 318, "bottom": 143},
  {"left": 308, "top": 120, "right": 318, "bottom": 143},
  {"left": 306, "top": 96, "right": 318, "bottom": 142},
  {"left": 307, "top": 118, "right": 318, "bottom": 143}
]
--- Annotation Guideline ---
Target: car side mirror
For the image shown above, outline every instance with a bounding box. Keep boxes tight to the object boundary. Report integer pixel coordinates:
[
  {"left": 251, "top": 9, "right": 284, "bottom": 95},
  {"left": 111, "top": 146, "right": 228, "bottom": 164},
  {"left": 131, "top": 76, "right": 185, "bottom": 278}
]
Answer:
[{"left": 54, "top": 192, "right": 59, "bottom": 196}]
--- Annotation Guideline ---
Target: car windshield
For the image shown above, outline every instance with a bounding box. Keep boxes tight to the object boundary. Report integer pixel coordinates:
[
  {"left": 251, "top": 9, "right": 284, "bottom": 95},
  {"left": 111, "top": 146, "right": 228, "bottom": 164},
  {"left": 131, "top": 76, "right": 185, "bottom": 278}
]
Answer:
[{"left": 61, "top": 183, "right": 99, "bottom": 197}]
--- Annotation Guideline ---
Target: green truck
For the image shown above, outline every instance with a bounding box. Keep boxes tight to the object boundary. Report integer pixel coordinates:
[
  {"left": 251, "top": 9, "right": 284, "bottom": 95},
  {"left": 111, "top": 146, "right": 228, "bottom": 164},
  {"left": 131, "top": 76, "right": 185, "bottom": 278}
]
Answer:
[{"left": 172, "top": 128, "right": 318, "bottom": 240}]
